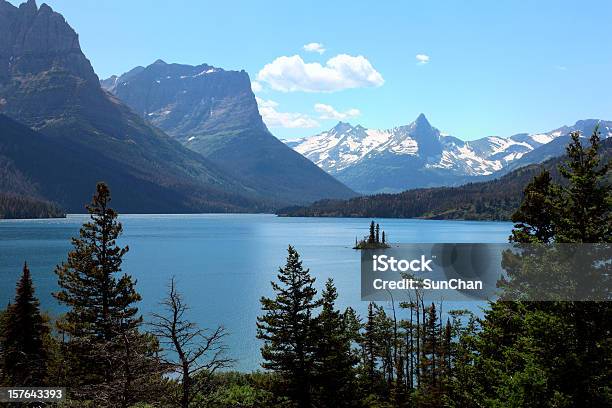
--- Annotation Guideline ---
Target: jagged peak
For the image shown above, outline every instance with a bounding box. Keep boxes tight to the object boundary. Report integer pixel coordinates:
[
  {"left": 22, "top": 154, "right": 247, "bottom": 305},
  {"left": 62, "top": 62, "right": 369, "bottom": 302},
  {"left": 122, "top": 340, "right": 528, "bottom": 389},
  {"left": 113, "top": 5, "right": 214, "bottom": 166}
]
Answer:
[
  {"left": 21, "top": 0, "right": 37, "bottom": 11},
  {"left": 332, "top": 121, "right": 354, "bottom": 133},
  {"left": 153, "top": 59, "right": 167, "bottom": 65},
  {"left": 414, "top": 113, "right": 431, "bottom": 127}
]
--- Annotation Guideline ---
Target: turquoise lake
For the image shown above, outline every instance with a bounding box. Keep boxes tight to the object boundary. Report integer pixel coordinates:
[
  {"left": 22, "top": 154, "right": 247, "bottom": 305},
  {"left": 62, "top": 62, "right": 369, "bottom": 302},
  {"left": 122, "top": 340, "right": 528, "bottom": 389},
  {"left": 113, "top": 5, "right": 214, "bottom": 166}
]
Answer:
[{"left": 0, "top": 214, "right": 512, "bottom": 370}]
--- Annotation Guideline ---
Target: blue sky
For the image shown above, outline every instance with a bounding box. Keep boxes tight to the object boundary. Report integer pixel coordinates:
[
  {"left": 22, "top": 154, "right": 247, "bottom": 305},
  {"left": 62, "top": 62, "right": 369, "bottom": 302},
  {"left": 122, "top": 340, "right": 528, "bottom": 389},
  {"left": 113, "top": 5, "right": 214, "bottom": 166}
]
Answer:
[{"left": 12, "top": 0, "right": 612, "bottom": 140}]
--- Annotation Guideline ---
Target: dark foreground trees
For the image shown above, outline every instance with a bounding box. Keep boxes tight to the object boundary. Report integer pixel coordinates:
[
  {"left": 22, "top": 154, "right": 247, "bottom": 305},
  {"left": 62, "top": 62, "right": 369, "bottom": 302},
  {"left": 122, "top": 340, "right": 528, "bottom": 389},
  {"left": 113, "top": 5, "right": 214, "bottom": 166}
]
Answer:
[
  {"left": 1, "top": 263, "right": 49, "bottom": 386},
  {"left": 450, "top": 128, "right": 612, "bottom": 407}
]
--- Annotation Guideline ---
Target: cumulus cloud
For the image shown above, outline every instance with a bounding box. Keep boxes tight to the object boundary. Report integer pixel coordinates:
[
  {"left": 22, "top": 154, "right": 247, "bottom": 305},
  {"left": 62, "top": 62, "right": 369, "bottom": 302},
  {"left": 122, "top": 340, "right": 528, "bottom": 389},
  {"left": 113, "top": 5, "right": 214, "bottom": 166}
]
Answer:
[
  {"left": 416, "top": 54, "right": 430, "bottom": 64},
  {"left": 257, "top": 54, "right": 384, "bottom": 92},
  {"left": 251, "top": 81, "right": 263, "bottom": 92},
  {"left": 256, "top": 97, "right": 319, "bottom": 129},
  {"left": 303, "top": 42, "right": 326, "bottom": 54},
  {"left": 314, "top": 103, "right": 360, "bottom": 120}
]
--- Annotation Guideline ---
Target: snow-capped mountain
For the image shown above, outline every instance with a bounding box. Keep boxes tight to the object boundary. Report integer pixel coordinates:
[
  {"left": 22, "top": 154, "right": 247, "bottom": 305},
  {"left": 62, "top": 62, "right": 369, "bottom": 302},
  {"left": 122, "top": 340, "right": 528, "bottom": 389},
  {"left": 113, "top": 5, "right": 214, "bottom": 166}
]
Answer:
[{"left": 286, "top": 114, "right": 611, "bottom": 193}]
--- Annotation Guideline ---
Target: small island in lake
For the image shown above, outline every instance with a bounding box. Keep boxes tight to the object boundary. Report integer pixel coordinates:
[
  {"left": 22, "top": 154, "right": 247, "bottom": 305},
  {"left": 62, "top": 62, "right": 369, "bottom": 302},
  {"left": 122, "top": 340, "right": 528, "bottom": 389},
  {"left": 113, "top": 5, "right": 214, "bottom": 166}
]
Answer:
[{"left": 354, "top": 220, "right": 391, "bottom": 249}]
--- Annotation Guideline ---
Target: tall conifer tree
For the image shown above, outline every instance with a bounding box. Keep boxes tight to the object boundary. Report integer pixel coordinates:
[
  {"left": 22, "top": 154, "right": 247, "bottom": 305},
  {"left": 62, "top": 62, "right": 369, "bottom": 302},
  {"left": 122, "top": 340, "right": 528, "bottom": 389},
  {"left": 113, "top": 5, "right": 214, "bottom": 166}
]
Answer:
[
  {"left": 313, "top": 279, "right": 358, "bottom": 408},
  {"left": 256, "top": 246, "right": 322, "bottom": 408},
  {"left": 54, "top": 183, "right": 143, "bottom": 392},
  {"left": 2, "top": 263, "right": 49, "bottom": 386}
]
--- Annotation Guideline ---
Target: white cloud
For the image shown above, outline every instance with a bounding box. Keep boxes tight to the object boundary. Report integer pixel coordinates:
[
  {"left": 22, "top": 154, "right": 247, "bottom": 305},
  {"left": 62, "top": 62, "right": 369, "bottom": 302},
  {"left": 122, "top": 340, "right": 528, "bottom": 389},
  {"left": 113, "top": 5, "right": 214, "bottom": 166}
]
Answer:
[
  {"left": 251, "top": 81, "right": 263, "bottom": 92},
  {"left": 314, "top": 103, "right": 360, "bottom": 120},
  {"left": 257, "top": 54, "right": 384, "bottom": 93},
  {"left": 303, "top": 42, "right": 326, "bottom": 54},
  {"left": 256, "top": 97, "right": 319, "bottom": 129},
  {"left": 416, "top": 54, "right": 430, "bottom": 64}
]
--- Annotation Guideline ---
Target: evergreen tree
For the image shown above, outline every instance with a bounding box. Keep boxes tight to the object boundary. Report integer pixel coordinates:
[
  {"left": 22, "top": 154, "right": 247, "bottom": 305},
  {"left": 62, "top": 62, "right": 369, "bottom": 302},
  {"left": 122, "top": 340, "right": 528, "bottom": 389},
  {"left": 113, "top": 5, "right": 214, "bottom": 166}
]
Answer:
[
  {"left": 510, "top": 170, "right": 556, "bottom": 243},
  {"left": 2, "top": 263, "right": 49, "bottom": 386},
  {"left": 419, "top": 303, "right": 442, "bottom": 407},
  {"left": 256, "top": 246, "right": 322, "bottom": 408},
  {"left": 382, "top": 231, "right": 386, "bottom": 244},
  {"left": 455, "top": 128, "right": 612, "bottom": 407},
  {"left": 369, "top": 221, "right": 376, "bottom": 243},
  {"left": 375, "top": 223, "right": 380, "bottom": 243},
  {"left": 361, "top": 302, "right": 378, "bottom": 395},
  {"left": 556, "top": 129, "right": 611, "bottom": 243},
  {"left": 313, "top": 279, "right": 358, "bottom": 408},
  {"left": 53, "top": 183, "right": 150, "bottom": 405}
]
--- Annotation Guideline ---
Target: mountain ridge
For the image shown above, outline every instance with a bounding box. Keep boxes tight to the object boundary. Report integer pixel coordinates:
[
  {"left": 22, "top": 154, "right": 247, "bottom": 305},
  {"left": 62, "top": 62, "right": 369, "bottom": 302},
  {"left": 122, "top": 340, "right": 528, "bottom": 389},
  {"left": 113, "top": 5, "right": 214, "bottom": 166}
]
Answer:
[
  {"left": 286, "top": 115, "right": 611, "bottom": 193},
  {"left": 0, "top": 0, "right": 267, "bottom": 213},
  {"left": 279, "top": 136, "right": 612, "bottom": 220}
]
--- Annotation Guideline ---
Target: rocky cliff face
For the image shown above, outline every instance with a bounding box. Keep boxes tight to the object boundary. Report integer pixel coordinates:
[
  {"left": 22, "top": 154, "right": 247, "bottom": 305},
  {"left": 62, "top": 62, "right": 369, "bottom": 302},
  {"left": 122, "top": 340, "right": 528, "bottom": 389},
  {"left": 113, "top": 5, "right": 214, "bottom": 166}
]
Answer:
[
  {"left": 0, "top": 0, "right": 102, "bottom": 126},
  {"left": 103, "top": 61, "right": 356, "bottom": 204},
  {"left": 102, "top": 60, "right": 265, "bottom": 143}
]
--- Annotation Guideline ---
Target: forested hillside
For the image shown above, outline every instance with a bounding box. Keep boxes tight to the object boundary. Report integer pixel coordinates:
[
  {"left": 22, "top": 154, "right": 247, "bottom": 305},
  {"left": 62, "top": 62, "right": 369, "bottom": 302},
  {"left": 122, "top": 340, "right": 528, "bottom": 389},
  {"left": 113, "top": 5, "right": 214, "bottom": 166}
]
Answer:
[
  {"left": 0, "top": 193, "right": 65, "bottom": 219},
  {"left": 279, "top": 136, "right": 611, "bottom": 220}
]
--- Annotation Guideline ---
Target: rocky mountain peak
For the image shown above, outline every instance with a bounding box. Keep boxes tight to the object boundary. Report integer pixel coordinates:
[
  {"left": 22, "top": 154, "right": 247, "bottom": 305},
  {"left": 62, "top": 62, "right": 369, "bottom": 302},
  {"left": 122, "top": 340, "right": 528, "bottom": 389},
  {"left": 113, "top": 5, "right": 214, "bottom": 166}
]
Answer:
[
  {"left": 0, "top": 0, "right": 101, "bottom": 127},
  {"left": 414, "top": 112, "right": 430, "bottom": 127},
  {"left": 332, "top": 121, "right": 354, "bottom": 134}
]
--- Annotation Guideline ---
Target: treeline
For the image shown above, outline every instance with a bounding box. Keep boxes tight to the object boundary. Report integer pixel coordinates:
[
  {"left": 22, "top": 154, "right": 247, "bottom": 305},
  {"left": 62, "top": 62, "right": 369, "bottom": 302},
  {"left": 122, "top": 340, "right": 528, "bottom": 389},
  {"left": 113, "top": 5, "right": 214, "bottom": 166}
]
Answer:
[
  {"left": 279, "top": 137, "right": 612, "bottom": 221},
  {"left": 0, "top": 192, "right": 65, "bottom": 219},
  {"left": 0, "top": 128, "right": 610, "bottom": 407}
]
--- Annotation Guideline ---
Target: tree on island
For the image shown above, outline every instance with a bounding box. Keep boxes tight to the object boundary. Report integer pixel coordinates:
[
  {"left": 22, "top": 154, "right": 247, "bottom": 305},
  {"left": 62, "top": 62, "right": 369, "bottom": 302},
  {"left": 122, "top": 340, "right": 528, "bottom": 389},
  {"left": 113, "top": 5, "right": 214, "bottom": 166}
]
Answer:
[
  {"left": 1, "top": 262, "right": 49, "bottom": 386},
  {"left": 355, "top": 221, "right": 390, "bottom": 249},
  {"left": 369, "top": 221, "right": 376, "bottom": 243}
]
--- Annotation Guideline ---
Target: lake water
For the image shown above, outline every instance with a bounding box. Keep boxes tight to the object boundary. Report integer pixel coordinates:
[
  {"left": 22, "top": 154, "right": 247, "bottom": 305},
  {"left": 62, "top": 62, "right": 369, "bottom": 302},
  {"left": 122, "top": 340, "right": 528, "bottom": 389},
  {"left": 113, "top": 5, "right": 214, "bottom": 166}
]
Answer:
[{"left": 0, "top": 214, "right": 512, "bottom": 370}]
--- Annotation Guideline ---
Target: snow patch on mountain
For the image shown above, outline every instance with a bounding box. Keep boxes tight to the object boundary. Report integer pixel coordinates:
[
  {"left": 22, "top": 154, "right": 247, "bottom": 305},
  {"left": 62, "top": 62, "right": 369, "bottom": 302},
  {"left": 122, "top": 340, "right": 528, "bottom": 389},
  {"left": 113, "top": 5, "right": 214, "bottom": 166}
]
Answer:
[{"left": 286, "top": 115, "right": 611, "bottom": 193}]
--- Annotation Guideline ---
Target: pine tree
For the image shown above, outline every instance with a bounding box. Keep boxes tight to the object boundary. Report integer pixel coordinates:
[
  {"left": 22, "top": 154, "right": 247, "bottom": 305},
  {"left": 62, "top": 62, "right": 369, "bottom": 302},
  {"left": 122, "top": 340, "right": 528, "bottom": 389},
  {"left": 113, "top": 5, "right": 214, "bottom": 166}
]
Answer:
[
  {"left": 256, "top": 246, "right": 322, "bottom": 408},
  {"left": 375, "top": 224, "right": 380, "bottom": 243},
  {"left": 361, "top": 302, "right": 378, "bottom": 394},
  {"left": 369, "top": 221, "right": 376, "bottom": 243},
  {"left": 510, "top": 170, "right": 556, "bottom": 243},
  {"left": 313, "top": 279, "right": 358, "bottom": 408},
  {"left": 2, "top": 263, "right": 49, "bottom": 386},
  {"left": 458, "top": 127, "right": 612, "bottom": 407},
  {"left": 53, "top": 183, "right": 146, "bottom": 402},
  {"left": 556, "top": 129, "right": 611, "bottom": 243},
  {"left": 382, "top": 231, "right": 386, "bottom": 244}
]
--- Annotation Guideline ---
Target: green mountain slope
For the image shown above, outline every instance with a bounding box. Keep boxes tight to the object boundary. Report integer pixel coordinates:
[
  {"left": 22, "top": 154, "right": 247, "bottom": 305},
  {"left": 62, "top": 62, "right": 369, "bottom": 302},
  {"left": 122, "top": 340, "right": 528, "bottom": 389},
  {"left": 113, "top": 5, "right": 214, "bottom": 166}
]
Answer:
[{"left": 0, "top": 191, "right": 65, "bottom": 219}]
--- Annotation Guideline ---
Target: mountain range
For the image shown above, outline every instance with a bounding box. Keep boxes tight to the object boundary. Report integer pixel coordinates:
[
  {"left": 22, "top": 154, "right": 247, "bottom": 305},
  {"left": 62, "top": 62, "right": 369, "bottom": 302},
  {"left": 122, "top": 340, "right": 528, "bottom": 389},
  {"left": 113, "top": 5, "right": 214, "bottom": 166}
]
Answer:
[
  {"left": 101, "top": 60, "right": 355, "bottom": 205},
  {"left": 286, "top": 114, "right": 612, "bottom": 194},
  {"left": 279, "top": 136, "right": 612, "bottom": 220},
  {"left": 0, "top": 0, "right": 353, "bottom": 214}
]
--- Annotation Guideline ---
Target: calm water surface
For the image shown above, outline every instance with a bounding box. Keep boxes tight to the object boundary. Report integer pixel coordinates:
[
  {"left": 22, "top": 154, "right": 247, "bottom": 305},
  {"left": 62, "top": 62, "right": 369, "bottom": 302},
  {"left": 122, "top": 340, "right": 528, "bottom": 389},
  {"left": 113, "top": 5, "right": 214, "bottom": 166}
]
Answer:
[{"left": 0, "top": 214, "right": 512, "bottom": 370}]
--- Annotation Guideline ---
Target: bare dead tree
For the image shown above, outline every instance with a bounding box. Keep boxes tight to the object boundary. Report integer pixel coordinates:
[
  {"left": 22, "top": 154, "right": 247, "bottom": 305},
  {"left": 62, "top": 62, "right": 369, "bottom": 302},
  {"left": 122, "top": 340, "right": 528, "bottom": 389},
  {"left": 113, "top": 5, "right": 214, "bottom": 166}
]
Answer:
[{"left": 149, "top": 277, "right": 233, "bottom": 408}]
